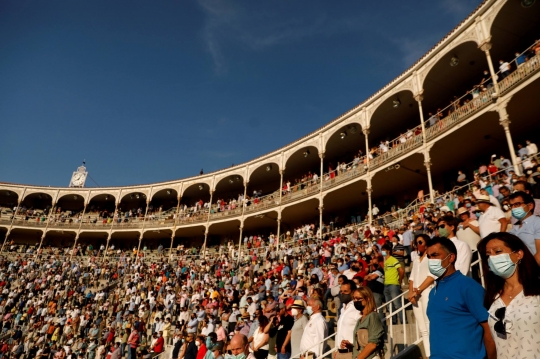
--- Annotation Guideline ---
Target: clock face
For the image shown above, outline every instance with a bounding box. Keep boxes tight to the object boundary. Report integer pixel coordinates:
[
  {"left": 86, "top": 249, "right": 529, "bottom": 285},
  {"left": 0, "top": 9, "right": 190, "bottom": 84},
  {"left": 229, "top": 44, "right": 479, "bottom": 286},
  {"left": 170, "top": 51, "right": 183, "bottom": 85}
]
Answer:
[{"left": 71, "top": 172, "right": 86, "bottom": 186}]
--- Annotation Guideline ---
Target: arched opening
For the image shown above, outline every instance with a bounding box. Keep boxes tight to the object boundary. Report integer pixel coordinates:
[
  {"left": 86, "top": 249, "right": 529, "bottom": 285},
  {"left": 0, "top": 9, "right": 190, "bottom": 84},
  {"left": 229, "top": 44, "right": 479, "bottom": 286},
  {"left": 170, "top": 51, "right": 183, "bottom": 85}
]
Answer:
[
  {"left": 207, "top": 220, "right": 241, "bottom": 251},
  {"left": 179, "top": 183, "right": 211, "bottom": 224},
  {"left": 247, "top": 163, "right": 281, "bottom": 213},
  {"left": 324, "top": 123, "right": 366, "bottom": 178},
  {"left": 0, "top": 190, "right": 19, "bottom": 213},
  {"left": 212, "top": 175, "right": 245, "bottom": 216},
  {"left": 20, "top": 193, "right": 53, "bottom": 217},
  {"left": 422, "top": 41, "right": 487, "bottom": 122},
  {"left": 429, "top": 111, "right": 504, "bottom": 194},
  {"left": 118, "top": 192, "right": 148, "bottom": 222},
  {"left": 490, "top": 1, "right": 540, "bottom": 65},
  {"left": 280, "top": 198, "right": 320, "bottom": 239},
  {"left": 282, "top": 146, "right": 320, "bottom": 203},
  {"left": 51, "top": 194, "right": 85, "bottom": 224},
  {"left": 149, "top": 189, "right": 179, "bottom": 221},
  {"left": 323, "top": 180, "right": 368, "bottom": 228},
  {"left": 86, "top": 194, "right": 116, "bottom": 224},
  {"left": 371, "top": 152, "right": 427, "bottom": 217}
]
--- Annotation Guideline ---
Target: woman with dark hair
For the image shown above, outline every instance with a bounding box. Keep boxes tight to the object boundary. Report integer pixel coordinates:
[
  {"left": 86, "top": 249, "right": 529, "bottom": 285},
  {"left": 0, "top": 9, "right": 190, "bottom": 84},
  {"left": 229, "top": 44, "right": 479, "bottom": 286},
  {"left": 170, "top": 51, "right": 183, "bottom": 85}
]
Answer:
[
  {"left": 251, "top": 315, "right": 269, "bottom": 359},
  {"left": 478, "top": 232, "right": 540, "bottom": 358},
  {"left": 408, "top": 234, "right": 435, "bottom": 358}
]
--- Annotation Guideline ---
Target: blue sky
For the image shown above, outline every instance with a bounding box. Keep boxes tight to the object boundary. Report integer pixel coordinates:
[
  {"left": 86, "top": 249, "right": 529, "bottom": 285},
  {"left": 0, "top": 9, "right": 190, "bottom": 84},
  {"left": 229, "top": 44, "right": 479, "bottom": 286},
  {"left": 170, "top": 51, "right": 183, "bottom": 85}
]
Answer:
[{"left": 0, "top": 0, "right": 480, "bottom": 187}]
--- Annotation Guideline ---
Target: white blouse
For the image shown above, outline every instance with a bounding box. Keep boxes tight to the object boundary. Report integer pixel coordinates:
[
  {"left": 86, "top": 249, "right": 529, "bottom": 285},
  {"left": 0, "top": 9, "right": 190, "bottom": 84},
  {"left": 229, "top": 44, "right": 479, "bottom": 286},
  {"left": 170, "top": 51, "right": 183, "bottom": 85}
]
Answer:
[
  {"left": 488, "top": 292, "right": 540, "bottom": 359},
  {"left": 410, "top": 254, "right": 436, "bottom": 298}
]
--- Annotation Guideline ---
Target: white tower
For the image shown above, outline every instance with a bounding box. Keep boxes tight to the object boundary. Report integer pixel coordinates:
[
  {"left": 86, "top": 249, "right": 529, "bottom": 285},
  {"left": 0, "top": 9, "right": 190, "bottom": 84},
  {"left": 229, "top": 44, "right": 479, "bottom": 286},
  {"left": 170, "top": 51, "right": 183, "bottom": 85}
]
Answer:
[{"left": 69, "top": 162, "right": 88, "bottom": 188}]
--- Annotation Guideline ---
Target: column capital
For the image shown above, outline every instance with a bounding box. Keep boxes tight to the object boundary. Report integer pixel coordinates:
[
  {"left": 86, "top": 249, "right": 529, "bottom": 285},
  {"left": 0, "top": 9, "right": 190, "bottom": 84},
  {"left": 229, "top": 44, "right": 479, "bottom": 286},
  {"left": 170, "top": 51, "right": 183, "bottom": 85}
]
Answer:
[
  {"left": 424, "top": 160, "right": 432, "bottom": 168},
  {"left": 414, "top": 92, "right": 424, "bottom": 102},
  {"left": 318, "top": 206, "right": 324, "bottom": 211},
  {"left": 318, "top": 152, "right": 325, "bottom": 159},
  {"left": 366, "top": 187, "right": 373, "bottom": 194},
  {"left": 479, "top": 41, "right": 492, "bottom": 52},
  {"left": 279, "top": 169, "right": 285, "bottom": 175},
  {"left": 499, "top": 117, "right": 511, "bottom": 129},
  {"left": 362, "top": 128, "right": 370, "bottom": 136},
  {"left": 243, "top": 181, "right": 248, "bottom": 187}
]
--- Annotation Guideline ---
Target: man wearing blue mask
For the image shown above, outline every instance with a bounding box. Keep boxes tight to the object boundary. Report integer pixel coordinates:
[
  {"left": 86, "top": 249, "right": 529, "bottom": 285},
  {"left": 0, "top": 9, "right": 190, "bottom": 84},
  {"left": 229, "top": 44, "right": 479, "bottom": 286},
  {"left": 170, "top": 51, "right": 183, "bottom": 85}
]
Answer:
[
  {"left": 426, "top": 237, "right": 496, "bottom": 359},
  {"left": 508, "top": 191, "right": 540, "bottom": 265},
  {"left": 226, "top": 334, "right": 254, "bottom": 359}
]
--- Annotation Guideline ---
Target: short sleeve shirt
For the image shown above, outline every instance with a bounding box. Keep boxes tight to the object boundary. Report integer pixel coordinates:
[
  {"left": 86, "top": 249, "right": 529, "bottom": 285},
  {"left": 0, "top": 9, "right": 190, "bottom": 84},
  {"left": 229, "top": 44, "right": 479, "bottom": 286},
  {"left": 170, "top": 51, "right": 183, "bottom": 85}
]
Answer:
[
  {"left": 478, "top": 206, "right": 505, "bottom": 238},
  {"left": 276, "top": 314, "right": 294, "bottom": 353},
  {"left": 383, "top": 256, "right": 401, "bottom": 286},
  {"left": 427, "top": 271, "right": 488, "bottom": 359}
]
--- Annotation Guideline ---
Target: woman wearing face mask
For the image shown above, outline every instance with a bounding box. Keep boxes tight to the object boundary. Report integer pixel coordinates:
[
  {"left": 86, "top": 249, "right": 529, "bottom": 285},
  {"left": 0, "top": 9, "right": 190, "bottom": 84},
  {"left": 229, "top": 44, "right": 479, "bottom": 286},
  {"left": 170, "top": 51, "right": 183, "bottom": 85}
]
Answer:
[
  {"left": 408, "top": 235, "right": 435, "bottom": 358},
  {"left": 340, "top": 287, "right": 384, "bottom": 359},
  {"left": 477, "top": 232, "right": 540, "bottom": 359}
]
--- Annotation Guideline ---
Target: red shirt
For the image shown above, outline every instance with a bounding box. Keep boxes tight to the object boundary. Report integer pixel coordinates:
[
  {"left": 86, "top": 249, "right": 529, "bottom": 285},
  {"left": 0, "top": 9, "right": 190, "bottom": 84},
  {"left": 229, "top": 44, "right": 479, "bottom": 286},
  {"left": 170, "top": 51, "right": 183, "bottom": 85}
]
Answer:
[
  {"left": 196, "top": 344, "right": 207, "bottom": 359},
  {"left": 153, "top": 336, "right": 164, "bottom": 353}
]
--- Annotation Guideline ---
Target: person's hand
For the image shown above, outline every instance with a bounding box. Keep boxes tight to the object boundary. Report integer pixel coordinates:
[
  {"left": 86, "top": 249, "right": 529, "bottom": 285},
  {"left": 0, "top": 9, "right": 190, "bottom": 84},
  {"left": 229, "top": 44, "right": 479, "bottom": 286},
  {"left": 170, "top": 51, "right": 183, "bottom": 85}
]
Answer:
[
  {"left": 281, "top": 346, "right": 286, "bottom": 354},
  {"left": 408, "top": 294, "right": 417, "bottom": 306},
  {"left": 340, "top": 340, "right": 352, "bottom": 349}
]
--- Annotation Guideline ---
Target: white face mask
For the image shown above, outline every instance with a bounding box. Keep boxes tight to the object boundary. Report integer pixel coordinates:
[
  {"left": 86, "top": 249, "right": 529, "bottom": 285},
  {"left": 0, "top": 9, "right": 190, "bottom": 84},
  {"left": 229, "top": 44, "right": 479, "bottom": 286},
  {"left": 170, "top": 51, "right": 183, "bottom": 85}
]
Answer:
[
  {"left": 291, "top": 308, "right": 299, "bottom": 316},
  {"left": 195, "top": 340, "right": 201, "bottom": 347},
  {"left": 298, "top": 292, "right": 304, "bottom": 297}
]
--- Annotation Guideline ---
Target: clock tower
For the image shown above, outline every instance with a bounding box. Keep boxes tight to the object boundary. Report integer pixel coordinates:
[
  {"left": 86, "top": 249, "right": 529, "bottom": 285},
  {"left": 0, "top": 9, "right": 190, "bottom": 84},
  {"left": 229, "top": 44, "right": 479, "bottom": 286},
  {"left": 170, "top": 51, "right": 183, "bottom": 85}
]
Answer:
[{"left": 69, "top": 162, "right": 88, "bottom": 188}]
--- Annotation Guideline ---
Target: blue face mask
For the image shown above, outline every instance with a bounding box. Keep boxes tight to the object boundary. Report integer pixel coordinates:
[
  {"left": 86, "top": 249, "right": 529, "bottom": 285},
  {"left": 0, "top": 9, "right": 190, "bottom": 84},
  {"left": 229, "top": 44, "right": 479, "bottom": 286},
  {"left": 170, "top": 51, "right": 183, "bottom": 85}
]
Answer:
[
  {"left": 381, "top": 251, "right": 387, "bottom": 257},
  {"left": 511, "top": 207, "right": 529, "bottom": 220},
  {"left": 488, "top": 253, "right": 517, "bottom": 279},
  {"left": 305, "top": 306, "right": 313, "bottom": 315},
  {"left": 224, "top": 354, "right": 245, "bottom": 359},
  {"left": 428, "top": 254, "right": 450, "bottom": 277},
  {"left": 465, "top": 203, "right": 472, "bottom": 208}
]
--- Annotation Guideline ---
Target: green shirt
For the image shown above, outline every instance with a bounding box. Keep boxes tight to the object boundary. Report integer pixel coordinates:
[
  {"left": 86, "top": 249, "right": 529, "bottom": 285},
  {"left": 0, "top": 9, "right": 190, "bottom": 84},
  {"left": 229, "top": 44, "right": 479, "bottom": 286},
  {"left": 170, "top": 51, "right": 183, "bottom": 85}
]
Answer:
[
  {"left": 352, "top": 312, "right": 384, "bottom": 359},
  {"left": 383, "top": 256, "right": 401, "bottom": 285}
]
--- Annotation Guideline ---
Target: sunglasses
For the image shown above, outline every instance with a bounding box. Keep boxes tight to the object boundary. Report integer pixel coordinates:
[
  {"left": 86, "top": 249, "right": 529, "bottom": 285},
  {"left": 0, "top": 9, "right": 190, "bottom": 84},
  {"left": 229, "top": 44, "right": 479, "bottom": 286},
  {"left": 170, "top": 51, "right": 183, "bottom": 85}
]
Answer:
[{"left": 494, "top": 307, "right": 506, "bottom": 335}]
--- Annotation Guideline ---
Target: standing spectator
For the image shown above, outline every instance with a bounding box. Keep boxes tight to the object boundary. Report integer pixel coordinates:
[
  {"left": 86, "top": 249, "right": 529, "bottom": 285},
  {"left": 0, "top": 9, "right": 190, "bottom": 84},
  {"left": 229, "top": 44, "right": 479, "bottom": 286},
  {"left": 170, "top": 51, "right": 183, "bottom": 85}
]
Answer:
[
  {"left": 408, "top": 235, "right": 435, "bottom": 358},
  {"left": 508, "top": 191, "right": 540, "bottom": 265},
  {"left": 470, "top": 194, "right": 508, "bottom": 238},
  {"left": 381, "top": 243, "right": 404, "bottom": 325},
  {"left": 526, "top": 139, "right": 538, "bottom": 156},
  {"left": 251, "top": 315, "right": 269, "bottom": 359},
  {"left": 274, "top": 303, "right": 294, "bottom": 359},
  {"left": 456, "top": 207, "right": 482, "bottom": 251},
  {"left": 426, "top": 237, "right": 496, "bottom": 359},
  {"left": 339, "top": 287, "right": 384, "bottom": 359},
  {"left": 184, "top": 334, "right": 199, "bottom": 359},
  {"left": 299, "top": 299, "right": 327, "bottom": 358},
  {"left": 477, "top": 232, "right": 540, "bottom": 359},
  {"left": 499, "top": 59, "right": 511, "bottom": 79},
  {"left": 334, "top": 281, "right": 361, "bottom": 359},
  {"left": 402, "top": 227, "right": 414, "bottom": 262},
  {"left": 126, "top": 327, "right": 139, "bottom": 359},
  {"left": 438, "top": 216, "right": 472, "bottom": 276},
  {"left": 290, "top": 301, "right": 308, "bottom": 358}
]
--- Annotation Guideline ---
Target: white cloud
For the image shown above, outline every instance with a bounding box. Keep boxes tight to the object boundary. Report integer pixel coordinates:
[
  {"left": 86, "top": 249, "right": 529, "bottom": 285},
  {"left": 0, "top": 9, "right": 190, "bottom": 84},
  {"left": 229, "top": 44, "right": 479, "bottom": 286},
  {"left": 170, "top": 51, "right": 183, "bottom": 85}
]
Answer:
[{"left": 197, "top": 0, "right": 365, "bottom": 74}]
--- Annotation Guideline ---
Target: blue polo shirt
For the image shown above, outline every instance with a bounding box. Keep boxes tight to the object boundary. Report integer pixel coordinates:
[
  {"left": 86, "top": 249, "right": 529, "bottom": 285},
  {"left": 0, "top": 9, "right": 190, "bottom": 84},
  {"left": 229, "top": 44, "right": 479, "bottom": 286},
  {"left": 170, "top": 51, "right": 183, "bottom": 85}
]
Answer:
[
  {"left": 427, "top": 271, "right": 488, "bottom": 359},
  {"left": 509, "top": 214, "right": 540, "bottom": 255}
]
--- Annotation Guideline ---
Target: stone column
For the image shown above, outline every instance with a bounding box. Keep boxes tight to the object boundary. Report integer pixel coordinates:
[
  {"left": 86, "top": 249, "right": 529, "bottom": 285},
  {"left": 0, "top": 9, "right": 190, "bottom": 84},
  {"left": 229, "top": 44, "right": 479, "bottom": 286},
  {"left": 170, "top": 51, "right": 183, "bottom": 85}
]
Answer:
[
  {"left": 479, "top": 41, "right": 500, "bottom": 94},
  {"left": 498, "top": 101, "right": 521, "bottom": 175}
]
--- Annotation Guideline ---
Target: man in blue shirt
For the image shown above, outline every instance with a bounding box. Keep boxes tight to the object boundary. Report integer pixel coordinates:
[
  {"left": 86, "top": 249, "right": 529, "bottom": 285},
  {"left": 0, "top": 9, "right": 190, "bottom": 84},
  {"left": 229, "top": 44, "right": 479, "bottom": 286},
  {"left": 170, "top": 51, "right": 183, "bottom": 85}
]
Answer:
[
  {"left": 426, "top": 237, "right": 496, "bottom": 359},
  {"left": 508, "top": 191, "right": 540, "bottom": 264}
]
